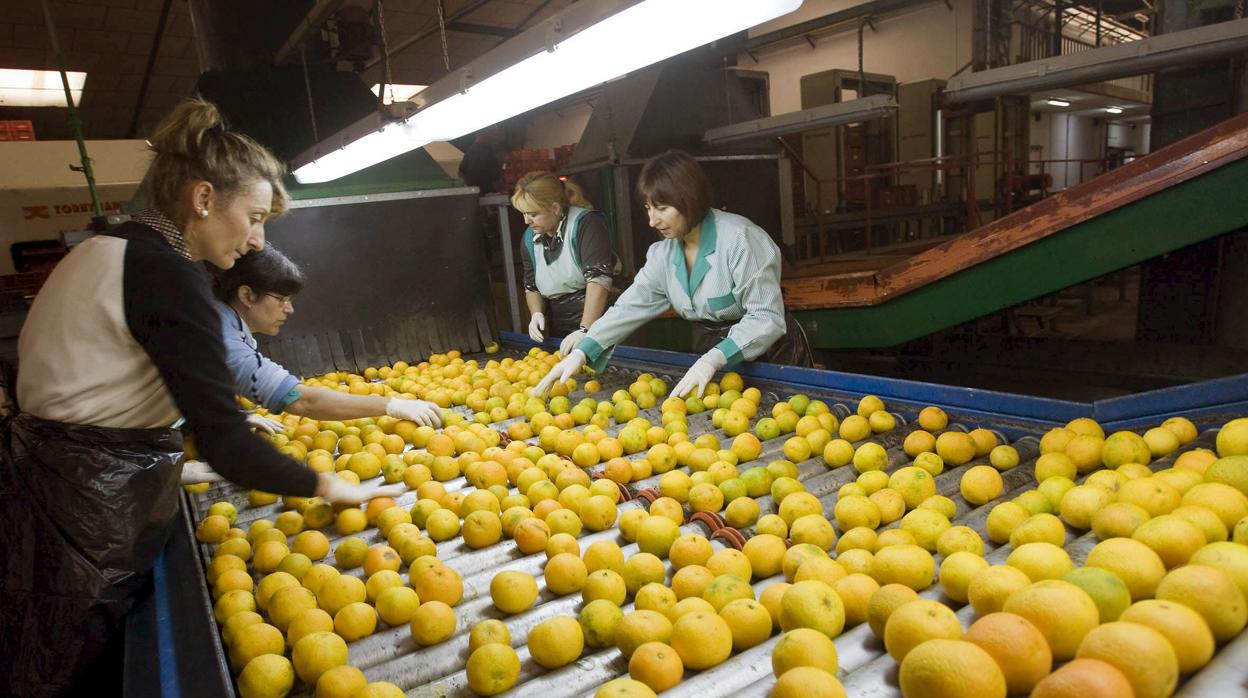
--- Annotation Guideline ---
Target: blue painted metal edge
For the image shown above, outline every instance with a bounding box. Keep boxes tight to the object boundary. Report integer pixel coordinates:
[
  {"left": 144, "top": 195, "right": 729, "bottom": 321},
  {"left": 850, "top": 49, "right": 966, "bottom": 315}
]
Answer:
[
  {"left": 498, "top": 331, "right": 1248, "bottom": 431},
  {"left": 152, "top": 552, "right": 182, "bottom": 698},
  {"left": 1092, "top": 372, "right": 1248, "bottom": 422},
  {"left": 499, "top": 331, "right": 1085, "bottom": 424}
]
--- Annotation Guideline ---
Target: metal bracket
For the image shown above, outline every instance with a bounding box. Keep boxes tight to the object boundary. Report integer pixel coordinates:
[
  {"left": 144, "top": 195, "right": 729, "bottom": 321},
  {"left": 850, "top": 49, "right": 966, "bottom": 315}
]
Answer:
[
  {"left": 545, "top": 17, "right": 563, "bottom": 52},
  {"left": 805, "top": 34, "right": 817, "bottom": 48}
]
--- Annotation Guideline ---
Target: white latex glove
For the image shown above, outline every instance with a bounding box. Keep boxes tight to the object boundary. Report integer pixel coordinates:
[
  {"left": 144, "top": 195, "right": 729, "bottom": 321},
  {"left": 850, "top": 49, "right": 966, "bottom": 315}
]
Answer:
[
  {"left": 532, "top": 349, "right": 586, "bottom": 397},
  {"left": 559, "top": 328, "right": 587, "bottom": 357},
  {"left": 316, "top": 473, "right": 407, "bottom": 505},
  {"left": 386, "top": 398, "right": 443, "bottom": 427},
  {"left": 180, "top": 460, "right": 224, "bottom": 485},
  {"left": 672, "top": 348, "right": 728, "bottom": 399},
  {"left": 246, "top": 414, "right": 284, "bottom": 434},
  {"left": 528, "top": 312, "right": 546, "bottom": 343}
]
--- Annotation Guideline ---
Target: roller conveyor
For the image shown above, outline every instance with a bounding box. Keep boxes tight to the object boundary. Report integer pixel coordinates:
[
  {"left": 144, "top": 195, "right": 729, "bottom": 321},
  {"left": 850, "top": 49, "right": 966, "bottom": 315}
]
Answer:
[{"left": 133, "top": 334, "right": 1248, "bottom": 698}]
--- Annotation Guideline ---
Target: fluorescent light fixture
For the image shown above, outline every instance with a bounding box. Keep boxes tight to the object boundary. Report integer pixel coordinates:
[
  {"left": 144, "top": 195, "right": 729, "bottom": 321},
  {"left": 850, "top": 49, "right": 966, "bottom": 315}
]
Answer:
[
  {"left": 1046, "top": 98, "right": 1071, "bottom": 107},
  {"left": 1105, "top": 106, "right": 1124, "bottom": 114},
  {"left": 0, "top": 68, "right": 85, "bottom": 107},
  {"left": 944, "top": 17, "right": 1248, "bottom": 103},
  {"left": 704, "top": 95, "right": 898, "bottom": 146},
  {"left": 371, "top": 83, "right": 427, "bottom": 104},
  {"left": 293, "top": 0, "right": 803, "bottom": 183}
]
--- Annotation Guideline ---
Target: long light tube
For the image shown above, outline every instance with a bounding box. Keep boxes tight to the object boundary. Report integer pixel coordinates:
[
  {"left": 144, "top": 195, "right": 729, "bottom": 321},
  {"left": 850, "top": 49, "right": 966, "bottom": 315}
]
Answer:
[
  {"left": 0, "top": 68, "right": 86, "bottom": 107},
  {"left": 293, "top": 0, "right": 803, "bottom": 183}
]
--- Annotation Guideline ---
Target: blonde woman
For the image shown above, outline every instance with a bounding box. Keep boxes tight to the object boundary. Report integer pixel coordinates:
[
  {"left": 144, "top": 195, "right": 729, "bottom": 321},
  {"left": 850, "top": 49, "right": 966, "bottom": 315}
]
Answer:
[
  {"left": 513, "top": 171, "right": 618, "bottom": 355},
  {"left": 0, "top": 99, "right": 401, "bottom": 695}
]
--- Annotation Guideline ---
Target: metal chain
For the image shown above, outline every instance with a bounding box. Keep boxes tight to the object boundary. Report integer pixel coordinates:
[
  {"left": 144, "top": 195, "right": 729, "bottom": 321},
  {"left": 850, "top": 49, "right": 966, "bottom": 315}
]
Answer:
[
  {"left": 436, "top": 0, "right": 451, "bottom": 72},
  {"left": 300, "top": 44, "right": 319, "bottom": 141},
  {"left": 375, "top": 0, "right": 392, "bottom": 111}
]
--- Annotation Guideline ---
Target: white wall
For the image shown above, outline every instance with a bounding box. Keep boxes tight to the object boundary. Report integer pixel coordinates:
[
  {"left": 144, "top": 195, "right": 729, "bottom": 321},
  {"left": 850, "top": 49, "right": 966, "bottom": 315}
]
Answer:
[
  {"left": 743, "top": 0, "right": 974, "bottom": 115},
  {"left": 1037, "top": 113, "right": 1105, "bottom": 189}
]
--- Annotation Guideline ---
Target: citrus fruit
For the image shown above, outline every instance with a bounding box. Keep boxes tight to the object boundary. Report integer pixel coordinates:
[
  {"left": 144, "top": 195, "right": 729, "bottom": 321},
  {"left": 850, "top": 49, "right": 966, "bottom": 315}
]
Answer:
[
  {"left": 1154, "top": 563, "right": 1248, "bottom": 642},
  {"left": 965, "top": 612, "right": 1051, "bottom": 695},
  {"left": 1075, "top": 621, "right": 1178, "bottom": 698},
  {"left": 466, "top": 643, "right": 521, "bottom": 696},
  {"left": 1002, "top": 579, "right": 1099, "bottom": 660},
  {"left": 1030, "top": 658, "right": 1133, "bottom": 698},
  {"left": 898, "top": 639, "right": 1006, "bottom": 698},
  {"left": 884, "top": 599, "right": 963, "bottom": 662}
]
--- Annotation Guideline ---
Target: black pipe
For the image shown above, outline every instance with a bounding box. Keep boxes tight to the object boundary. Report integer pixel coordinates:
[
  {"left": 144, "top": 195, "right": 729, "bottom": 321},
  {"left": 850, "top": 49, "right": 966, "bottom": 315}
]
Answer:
[
  {"left": 1054, "top": 0, "right": 1064, "bottom": 56},
  {"left": 128, "top": 0, "right": 174, "bottom": 138}
]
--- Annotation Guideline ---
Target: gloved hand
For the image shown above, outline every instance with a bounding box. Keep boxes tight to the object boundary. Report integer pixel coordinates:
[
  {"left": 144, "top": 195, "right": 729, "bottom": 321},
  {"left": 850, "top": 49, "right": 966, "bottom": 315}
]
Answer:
[
  {"left": 672, "top": 348, "right": 728, "bottom": 399},
  {"left": 180, "top": 460, "right": 224, "bottom": 485},
  {"left": 528, "top": 312, "right": 546, "bottom": 343},
  {"left": 386, "top": 398, "right": 443, "bottom": 427},
  {"left": 532, "top": 349, "right": 586, "bottom": 397},
  {"left": 316, "top": 473, "right": 407, "bottom": 505},
  {"left": 559, "top": 328, "right": 587, "bottom": 357},
  {"left": 246, "top": 413, "right": 285, "bottom": 434}
]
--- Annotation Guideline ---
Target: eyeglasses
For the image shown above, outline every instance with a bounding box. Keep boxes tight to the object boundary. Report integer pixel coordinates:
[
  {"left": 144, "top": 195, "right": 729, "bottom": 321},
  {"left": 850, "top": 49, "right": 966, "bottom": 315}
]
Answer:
[{"left": 264, "top": 292, "right": 294, "bottom": 308}]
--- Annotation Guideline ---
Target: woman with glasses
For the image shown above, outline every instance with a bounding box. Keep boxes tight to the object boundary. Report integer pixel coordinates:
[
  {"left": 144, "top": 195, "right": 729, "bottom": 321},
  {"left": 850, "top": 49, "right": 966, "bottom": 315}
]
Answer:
[{"left": 211, "top": 244, "right": 442, "bottom": 426}]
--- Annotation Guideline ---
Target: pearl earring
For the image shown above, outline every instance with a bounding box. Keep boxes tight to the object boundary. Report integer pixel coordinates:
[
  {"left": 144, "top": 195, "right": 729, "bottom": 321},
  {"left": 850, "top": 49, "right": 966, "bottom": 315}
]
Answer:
[{"left": 199, "top": 209, "right": 209, "bottom": 218}]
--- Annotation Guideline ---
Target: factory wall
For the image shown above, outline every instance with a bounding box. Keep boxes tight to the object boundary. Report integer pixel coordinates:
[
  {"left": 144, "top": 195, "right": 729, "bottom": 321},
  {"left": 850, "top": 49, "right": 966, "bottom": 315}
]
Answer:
[{"left": 743, "top": 0, "right": 974, "bottom": 115}]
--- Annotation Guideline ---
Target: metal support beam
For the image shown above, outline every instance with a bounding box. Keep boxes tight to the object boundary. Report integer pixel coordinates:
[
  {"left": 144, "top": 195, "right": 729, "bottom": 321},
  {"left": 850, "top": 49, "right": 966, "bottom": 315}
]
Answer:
[
  {"left": 275, "top": 0, "right": 346, "bottom": 64},
  {"left": 128, "top": 0, "right": 173, "bottom": 138},
  {"left": 703, "top": 95, "right": 899, "bottom": 146},
  {"left": 944, "top": 17, "right": 1248, "bottom": 102},
  {"left": 447, "top": 20, "right": 519, "bottom": 38},
  {"left": 363, "top": 0, "right": 493, "bottom": 71}
]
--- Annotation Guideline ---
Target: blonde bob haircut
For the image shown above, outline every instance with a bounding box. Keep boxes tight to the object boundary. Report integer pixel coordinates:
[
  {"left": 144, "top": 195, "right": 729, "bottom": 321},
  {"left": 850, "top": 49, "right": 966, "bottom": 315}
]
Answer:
[
  {"left": 146, "top": 97, "right": 289, "bottom": 221},
  {"left": 511, "top": 171, "right": 593, "bottom": 216}
]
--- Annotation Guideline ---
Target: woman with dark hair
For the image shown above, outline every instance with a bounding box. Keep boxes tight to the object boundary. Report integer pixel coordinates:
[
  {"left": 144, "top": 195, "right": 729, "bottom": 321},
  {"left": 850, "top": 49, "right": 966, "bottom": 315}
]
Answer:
[
  {"left": 534, "top": 149, "right": 810, "bottom": 398},
  {"left": 211, "top": 245, "right": 442, "bottom": 425}
]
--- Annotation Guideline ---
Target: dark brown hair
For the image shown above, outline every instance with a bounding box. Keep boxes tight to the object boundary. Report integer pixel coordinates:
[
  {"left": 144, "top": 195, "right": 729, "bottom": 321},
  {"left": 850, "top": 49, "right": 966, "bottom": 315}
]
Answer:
[
  {"left": 636, "top": 150, "right": 713, "bottom": 225},
  {"left": 147, "top": 98, "right": 289, "bottom": 220},
  {"left": 212, "top": 244, "right": 305, "bottom": 303}
]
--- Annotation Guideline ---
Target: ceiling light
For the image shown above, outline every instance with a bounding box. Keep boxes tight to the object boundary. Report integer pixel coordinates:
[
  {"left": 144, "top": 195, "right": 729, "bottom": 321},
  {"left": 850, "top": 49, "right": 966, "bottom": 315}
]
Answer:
[
  {"left": 1046, "top": 98, "right": 1071, "bottom": 107},
  {"left": 371, "top": 83, "right": 427, "bottom": 104},
  {"left": 1105, "top": 106, "right": 1124, "bottom": 114},
  {"left": 0, "top": 68, "right": 85, "bottom": 107},
  {"left": 293, "top": 0, "right": 804, "bottom": 183}
]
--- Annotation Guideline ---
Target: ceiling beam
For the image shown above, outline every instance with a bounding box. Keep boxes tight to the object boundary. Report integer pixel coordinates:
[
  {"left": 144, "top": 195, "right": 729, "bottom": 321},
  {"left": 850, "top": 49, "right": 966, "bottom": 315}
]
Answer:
[{"left": 446, "top": 20, "right": 518, "bottom": 38}]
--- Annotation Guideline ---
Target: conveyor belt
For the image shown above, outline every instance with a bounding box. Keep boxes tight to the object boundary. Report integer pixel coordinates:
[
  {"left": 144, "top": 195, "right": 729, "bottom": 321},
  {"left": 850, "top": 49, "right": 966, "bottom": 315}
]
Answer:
[{"left": 159, "top": 340, "right": 1248, "bottom": 698}]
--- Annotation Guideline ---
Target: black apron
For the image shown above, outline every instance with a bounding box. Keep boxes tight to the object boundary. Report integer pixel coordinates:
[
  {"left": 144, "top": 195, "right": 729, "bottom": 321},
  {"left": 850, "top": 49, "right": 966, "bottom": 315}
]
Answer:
[
  {"left": 690, "top": 311, "right": 814, "bottom": 368},
  {"left": 0, "top": 412, "right": 184, "bottom": 697},
  {"left": 546, "top": 288, "right": 588, "bottom": 339}
]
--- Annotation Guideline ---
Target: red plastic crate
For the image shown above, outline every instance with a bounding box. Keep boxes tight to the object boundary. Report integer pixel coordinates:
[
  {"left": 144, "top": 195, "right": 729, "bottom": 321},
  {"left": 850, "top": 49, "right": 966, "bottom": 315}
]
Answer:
[{"left": 0, "top": 120, "right": 35, "bottom": 141}]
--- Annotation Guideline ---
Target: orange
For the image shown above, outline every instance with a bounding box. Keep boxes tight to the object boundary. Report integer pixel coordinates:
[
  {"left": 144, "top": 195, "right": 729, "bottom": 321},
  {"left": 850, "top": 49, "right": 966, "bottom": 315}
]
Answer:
[
  {"left": 965, "top": 612, "right": 1051, "bottom": 695},
  {"left": 1154, "top": 563, "right": 1248, "bottom": 642},
  {"left": 771, "top": 667, "right": 848, "bottom": 698},
  {"left": 884, "top": 599, "right": 963, "bottom": 662},
  {"left": 866, "top": 583, "right": 919, "bottom": 640},
  {"left": 1002, "top": 580, "right": 1099, "bottom": 660},
  {"left": 1075, "top": 621, "right": 1178, "bottom": 698},
  {"left": 528, "top": 616, "right": 585, "bottom": 669},
  {"left": 1119, "top": 599, "right": 1215, "bottom": 674},
  {"left": 466, "top": 643, "right": 521, "bottom": 696},
  {"left": 718, "top": 598, "right": 772, "bottom": 652},
  {"left": 1030, "top": 658, "right": 1134, "bottom": 698},
  {"left": 897, "top": 639, "right": 1006, "bottom": 698},
  {"left": 669, "top": 611, "right": 732, "bottom": 670},
  {"left": 771, "top": 627, "right": 838, "bottom": 676},
  {"left": 628, "top": 641, "right": 683, "bottom": 693}
]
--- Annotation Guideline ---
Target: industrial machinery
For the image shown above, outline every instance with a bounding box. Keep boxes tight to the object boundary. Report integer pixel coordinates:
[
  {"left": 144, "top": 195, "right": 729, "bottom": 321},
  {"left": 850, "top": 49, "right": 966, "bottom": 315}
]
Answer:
[{"left": 128, "top": 332, "right": 1248, "bottom": 697}]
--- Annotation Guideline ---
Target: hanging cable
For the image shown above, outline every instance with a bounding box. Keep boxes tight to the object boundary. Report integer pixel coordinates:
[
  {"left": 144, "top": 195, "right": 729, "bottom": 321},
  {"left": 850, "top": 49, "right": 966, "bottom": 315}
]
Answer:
[
  {"left": 375, "top": 0, "right": 392, "bottom": 113},
  {"left": 300, "top": 44, "right": 319, "bottom": 142},
  {"left": 436, "top": 0, "right": 452, "bottom": 72}
]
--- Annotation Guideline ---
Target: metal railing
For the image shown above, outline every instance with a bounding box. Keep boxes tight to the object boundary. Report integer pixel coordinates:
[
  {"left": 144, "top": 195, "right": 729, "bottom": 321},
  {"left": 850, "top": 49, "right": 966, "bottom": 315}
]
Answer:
[{"left": 791, "top": 151, "right": 1116, "bottom": 263}]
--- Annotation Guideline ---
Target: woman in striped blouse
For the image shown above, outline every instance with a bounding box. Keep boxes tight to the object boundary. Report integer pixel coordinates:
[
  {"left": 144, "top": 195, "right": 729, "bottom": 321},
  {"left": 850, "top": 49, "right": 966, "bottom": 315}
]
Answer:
[{"left": 535, "top": 150, "right": 811, "bottom": 399}]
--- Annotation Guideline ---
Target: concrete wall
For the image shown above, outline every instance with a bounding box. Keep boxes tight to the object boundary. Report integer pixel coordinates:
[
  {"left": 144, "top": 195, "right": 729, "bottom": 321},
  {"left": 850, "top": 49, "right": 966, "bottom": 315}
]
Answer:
[{"left": 743, "top": 0, "right": 974, "bottom": 115}]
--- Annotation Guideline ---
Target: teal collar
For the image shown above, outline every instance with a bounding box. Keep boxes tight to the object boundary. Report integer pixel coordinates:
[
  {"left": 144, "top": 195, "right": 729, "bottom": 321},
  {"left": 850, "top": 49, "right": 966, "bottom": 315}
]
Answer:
[{"left": 672, "top": 210, "right": 717, "bottom": 298}]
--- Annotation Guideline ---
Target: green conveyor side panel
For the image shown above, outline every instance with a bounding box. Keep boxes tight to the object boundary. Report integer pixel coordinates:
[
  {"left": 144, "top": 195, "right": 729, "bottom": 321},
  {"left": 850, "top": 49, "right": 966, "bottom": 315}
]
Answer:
[{"left": 793, "top": 158, "right": 1248, "bottom": 349}]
